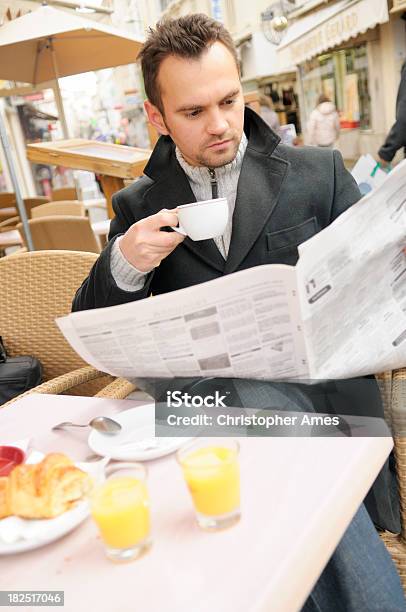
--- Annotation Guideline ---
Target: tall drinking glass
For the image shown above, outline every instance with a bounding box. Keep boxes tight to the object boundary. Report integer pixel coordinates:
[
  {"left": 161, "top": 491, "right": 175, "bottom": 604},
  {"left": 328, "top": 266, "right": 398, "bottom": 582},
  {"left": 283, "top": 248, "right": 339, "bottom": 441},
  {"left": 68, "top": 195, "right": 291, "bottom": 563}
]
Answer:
[
  {"left": 177, "top": 438, "right": 240, "bottom": 530},
  {"left": 90, "top": 462, "right": 151, "bottom": 562}
]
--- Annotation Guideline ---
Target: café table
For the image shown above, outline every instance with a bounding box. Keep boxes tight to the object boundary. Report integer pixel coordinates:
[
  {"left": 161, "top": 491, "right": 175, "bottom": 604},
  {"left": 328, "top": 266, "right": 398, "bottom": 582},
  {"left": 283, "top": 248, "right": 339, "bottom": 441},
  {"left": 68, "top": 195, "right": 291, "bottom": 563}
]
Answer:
[
  {"left": 0, "top": 393, "right": 393, "bottom": 612},
  {"left": 26, "top": 140, "right": 151, "bottom": 219}
]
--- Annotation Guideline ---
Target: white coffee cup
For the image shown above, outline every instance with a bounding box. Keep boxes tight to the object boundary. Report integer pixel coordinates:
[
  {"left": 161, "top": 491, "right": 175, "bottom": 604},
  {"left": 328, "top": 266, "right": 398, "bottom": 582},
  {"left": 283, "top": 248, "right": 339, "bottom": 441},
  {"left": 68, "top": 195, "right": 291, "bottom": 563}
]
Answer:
[{"left": 173, "top": 197, "right": 228, "bottom": 241}]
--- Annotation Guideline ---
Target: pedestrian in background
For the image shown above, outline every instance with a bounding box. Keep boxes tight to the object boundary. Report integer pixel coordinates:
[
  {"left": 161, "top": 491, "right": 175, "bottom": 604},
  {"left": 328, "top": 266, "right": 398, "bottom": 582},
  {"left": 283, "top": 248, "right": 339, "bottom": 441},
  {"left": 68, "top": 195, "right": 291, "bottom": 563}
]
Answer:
[
  {"left": 259, "top": 94, "right": 280, "bottom": 132},
  {"left": 378, "top": 60, "right": 406, "bottom": 168},
  {"left": 307, "top": 93, "right": 340, "bottom": 148}
]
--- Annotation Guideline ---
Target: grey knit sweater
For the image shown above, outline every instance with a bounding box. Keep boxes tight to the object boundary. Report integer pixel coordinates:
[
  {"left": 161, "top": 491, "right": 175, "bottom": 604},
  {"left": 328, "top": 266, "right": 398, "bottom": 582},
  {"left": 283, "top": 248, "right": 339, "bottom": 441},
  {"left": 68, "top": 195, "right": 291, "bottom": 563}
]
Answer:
[{"left": 110, "top": 133, "right": 248, "bottom": 291}]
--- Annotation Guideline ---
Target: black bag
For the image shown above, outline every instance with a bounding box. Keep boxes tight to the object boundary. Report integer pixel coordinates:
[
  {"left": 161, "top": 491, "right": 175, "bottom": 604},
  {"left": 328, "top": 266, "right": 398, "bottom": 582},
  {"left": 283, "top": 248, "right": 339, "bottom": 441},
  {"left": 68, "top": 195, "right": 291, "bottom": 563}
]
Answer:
[{"left": 0, "top": 337, "right": 43, "bottom": 405}]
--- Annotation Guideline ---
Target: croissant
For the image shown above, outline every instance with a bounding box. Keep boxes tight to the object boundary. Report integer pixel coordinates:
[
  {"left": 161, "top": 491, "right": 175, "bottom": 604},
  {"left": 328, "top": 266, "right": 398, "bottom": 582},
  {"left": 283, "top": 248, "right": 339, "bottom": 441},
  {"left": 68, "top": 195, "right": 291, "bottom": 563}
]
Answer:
[
  {"left": 0, "top": 453, "right": 91, "bottom": 520},
  {"left": 0, "top": 477, "right": 9, "bottom": 519}
]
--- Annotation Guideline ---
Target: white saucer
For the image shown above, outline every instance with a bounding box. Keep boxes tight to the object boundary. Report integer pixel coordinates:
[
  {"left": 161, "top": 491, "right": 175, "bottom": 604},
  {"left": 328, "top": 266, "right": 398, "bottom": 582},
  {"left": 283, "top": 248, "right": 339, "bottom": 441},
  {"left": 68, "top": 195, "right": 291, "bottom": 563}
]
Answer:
[{"left": 88, "top": 404, "right": 192, "bottom": 461}]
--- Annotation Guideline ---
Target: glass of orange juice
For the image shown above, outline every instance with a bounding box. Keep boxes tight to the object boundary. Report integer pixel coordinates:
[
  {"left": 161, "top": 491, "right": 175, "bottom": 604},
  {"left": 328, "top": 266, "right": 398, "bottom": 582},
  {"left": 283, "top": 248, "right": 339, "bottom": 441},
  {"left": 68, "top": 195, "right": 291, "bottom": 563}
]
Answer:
[
  {"left": 90, "top": 463, "right": 151, "bottom": 562},
  {"left": 177, "top": 438, "right": 240, "bottom": 530}
]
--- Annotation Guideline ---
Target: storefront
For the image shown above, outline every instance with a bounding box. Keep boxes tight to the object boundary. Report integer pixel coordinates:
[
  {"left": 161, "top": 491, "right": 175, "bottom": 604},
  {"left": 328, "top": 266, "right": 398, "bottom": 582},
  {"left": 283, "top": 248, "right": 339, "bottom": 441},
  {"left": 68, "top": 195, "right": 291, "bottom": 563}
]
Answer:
[
  {"left": 299, "top": 44, "right": 371, "bottom": 129},
  {"left": 236, "top": 30, "right": 301, "bottom": 134},
  {"left": 243, "top": 72, "right": 300, "bottom": 131},
  {"left": 277, "top": 0, "right": 391, "bottom": 159}
]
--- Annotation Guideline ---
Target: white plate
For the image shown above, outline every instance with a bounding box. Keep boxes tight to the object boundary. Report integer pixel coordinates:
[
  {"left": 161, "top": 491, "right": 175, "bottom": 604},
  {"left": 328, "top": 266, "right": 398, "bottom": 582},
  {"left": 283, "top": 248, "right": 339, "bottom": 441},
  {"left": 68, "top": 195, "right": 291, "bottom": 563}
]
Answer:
[
  {"left": 88, "top": 403, "right": 192, "bottom": 461},
  {"left": 0, "top": 501, "right": 89, "bottom": 555},
  {"left": 0, "top": 455, "right": 107, "bottom": 555}
]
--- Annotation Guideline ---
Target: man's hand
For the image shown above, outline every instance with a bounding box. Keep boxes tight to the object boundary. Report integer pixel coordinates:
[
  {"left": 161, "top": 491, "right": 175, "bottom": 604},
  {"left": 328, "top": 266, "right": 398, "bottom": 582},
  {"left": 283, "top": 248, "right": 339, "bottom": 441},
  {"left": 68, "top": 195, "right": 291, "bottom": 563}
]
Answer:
[
  {"left": 378, "top": 157, "right": 390, "bottom": 169},
  {"left": 119, "top": 209, "right": 185, "bottom": 272}
]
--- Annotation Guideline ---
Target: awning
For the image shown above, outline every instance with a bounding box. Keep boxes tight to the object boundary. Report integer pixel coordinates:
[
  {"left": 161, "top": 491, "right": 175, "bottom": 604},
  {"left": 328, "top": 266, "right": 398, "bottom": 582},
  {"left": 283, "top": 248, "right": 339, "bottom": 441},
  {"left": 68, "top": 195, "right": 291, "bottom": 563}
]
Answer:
[{"left": 277, "top": 0, "right": 389, "bottom": 67}]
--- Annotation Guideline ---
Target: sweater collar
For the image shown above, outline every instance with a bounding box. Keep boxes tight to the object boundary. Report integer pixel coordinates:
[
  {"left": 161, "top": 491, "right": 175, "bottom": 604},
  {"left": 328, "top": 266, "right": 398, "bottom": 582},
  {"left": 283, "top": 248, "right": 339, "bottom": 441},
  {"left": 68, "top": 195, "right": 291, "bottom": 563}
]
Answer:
[{"left": 174, "top": 132, "right": 248, "bottom": 186}]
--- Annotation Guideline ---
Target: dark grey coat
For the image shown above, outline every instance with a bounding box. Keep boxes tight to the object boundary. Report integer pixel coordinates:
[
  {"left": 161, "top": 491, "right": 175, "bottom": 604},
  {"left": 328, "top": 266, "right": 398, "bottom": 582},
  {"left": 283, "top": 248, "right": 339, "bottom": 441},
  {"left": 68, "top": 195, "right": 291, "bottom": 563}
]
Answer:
[{"left": 72, "top": 107, "right": 399, "bottom": 533}]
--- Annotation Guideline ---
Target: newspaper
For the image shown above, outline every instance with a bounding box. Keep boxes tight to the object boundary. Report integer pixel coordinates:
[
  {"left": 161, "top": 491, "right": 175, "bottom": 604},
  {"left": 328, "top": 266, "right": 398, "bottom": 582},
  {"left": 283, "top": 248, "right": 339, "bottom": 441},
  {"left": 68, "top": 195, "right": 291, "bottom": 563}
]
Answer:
[{"left": 57, "top": 159, "right": 406, "bottom": 382}]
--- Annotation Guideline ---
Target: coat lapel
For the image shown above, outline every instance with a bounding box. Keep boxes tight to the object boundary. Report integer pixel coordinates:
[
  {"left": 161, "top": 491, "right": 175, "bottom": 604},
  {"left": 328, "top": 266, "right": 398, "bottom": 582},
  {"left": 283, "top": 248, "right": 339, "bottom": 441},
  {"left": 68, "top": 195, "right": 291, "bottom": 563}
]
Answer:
[{"left": 224, "top": 148, "right": 289, "bottom": 274}]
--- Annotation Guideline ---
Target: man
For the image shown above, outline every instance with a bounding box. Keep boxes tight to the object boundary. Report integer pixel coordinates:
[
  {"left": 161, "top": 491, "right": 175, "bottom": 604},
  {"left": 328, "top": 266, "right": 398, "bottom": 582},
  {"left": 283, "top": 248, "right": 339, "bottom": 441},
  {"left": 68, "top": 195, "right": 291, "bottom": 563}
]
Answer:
[
  {"left": 378, "top": 60, "right": 406, "bottom": 167},
  {"left": 73, "top": 14, "right": 405, "bottom": 610}
]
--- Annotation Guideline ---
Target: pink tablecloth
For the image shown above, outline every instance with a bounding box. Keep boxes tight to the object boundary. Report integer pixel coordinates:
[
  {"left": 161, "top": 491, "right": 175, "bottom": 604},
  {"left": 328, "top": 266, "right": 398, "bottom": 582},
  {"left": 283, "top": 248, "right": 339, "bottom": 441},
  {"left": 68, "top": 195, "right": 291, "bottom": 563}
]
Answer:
[{"left": 0, "top": 394, "right": 393, "bottom": 612}]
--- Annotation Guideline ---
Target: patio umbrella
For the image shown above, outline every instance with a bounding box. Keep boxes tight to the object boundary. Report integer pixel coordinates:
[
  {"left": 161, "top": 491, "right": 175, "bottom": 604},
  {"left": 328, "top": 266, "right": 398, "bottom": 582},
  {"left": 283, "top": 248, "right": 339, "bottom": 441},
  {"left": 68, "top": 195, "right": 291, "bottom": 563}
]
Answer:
[{"left": 0, "top": 4, "right": 144, "bottom": 249}]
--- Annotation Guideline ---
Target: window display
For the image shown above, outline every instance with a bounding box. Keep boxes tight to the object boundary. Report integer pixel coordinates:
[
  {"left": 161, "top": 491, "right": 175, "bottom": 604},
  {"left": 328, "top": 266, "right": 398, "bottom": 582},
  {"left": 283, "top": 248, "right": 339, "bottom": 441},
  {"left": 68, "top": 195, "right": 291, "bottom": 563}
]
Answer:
[{"left": 300, "top": 43, "right": 371, "bottom": 130}]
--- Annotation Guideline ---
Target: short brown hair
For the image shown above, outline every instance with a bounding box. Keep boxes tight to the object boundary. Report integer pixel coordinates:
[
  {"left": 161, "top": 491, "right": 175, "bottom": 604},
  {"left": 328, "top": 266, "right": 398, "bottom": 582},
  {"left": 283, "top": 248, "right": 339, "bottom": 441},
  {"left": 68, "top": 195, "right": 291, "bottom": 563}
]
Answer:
[{"left": 139, "top": 14, "right": 239, "bottom": 114}]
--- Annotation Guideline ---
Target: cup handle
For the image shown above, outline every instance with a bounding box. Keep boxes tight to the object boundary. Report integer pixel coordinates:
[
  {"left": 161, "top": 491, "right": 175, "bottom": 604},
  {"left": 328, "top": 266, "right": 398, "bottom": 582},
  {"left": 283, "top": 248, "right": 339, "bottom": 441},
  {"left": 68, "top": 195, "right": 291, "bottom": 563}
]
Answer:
[{"left": 173, "top": 224, "right": 187, "bottom": 236}]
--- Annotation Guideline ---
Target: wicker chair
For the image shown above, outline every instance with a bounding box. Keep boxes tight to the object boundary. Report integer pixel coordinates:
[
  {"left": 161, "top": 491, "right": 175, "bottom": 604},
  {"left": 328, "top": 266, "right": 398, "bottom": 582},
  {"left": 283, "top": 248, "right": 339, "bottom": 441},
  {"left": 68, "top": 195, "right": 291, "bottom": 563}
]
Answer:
[
  {"left": 31, "top": 201, "right": 85, "bottom": 218},
  {"left": 0, "top": 216, "right": 22, "bottom": 256},
  {"left": 0, "top": 196, "right": 50, "bottom": 223},
  {"left": 0, "top": 193, "right": 17, "bottom": 222},
  {"left": 0, "top": 250, "right": 134, "bottom": 404},
  {"left": 0, "top": 216, "right": 19, "bottom": 230},
  {"left": 51, "top": 187, "right": 78, "bottom": 201},
  {"left": 23, "top": 197, "right": 50, "bottom": 217},
  {"left": 17, "top": 216, "right": 101, "bottom": 253},
  {"left": 0, "top": 192, "right": 15, "bottom": 206}
]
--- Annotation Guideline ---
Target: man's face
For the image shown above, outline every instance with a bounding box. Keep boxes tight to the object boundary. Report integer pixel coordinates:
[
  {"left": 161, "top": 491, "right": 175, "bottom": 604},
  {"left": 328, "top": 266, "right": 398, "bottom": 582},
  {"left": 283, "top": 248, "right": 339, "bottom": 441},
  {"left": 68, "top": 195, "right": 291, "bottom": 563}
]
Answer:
[{"left": 145, "top": 42, "right": 244, "bottom": 168}]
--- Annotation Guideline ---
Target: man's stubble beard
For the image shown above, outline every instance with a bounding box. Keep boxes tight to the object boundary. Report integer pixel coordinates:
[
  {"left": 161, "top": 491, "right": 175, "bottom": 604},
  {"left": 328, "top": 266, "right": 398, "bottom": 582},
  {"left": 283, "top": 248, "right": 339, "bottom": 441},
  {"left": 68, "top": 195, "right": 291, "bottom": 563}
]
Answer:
[{"left": 196, "top": 136, "right": 240, "bottom": 169}]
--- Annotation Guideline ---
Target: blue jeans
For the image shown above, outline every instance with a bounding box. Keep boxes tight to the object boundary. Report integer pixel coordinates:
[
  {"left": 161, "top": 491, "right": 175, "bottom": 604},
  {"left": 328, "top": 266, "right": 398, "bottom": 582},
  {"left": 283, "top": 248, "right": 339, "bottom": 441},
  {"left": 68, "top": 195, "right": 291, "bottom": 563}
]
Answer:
[{"left": 302, "top": 504, "right": 406, "bottom": 611}]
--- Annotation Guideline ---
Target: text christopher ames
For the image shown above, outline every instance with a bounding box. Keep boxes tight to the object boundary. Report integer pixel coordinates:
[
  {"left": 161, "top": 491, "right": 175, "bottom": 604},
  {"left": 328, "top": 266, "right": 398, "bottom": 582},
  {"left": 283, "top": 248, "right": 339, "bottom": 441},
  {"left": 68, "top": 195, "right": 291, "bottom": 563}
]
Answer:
[{"left": 166, "top": 413, "right": 340, "bottom": 429}]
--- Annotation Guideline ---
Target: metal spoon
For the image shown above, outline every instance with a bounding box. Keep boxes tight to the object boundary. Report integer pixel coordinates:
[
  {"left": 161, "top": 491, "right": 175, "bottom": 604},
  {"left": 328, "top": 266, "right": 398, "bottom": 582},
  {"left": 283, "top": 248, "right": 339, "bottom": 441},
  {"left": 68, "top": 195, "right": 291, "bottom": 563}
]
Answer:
[{"left": 52, "top": 416, "right": 122, "bottom": 435}]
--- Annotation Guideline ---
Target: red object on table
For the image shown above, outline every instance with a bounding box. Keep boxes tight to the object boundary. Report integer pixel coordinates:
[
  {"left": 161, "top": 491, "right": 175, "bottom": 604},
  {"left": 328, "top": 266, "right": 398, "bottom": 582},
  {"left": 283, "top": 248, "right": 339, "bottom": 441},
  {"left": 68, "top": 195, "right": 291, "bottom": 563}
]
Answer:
[{"left": 0, "top": 445, "right": 25, "bottom": 476}]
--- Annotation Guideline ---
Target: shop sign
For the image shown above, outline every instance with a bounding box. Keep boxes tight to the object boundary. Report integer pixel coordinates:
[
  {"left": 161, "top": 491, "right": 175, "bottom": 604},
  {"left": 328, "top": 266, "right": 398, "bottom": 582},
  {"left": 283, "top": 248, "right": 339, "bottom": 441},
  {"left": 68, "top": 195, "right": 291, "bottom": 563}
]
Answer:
[
  {"left": 289, "top": 10, "right": 358, "bottom": 64},
  {"left": 277, "top": 0, "right": 388, "bottom": 67}
]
